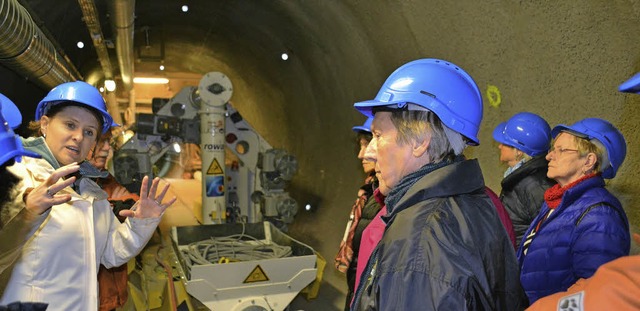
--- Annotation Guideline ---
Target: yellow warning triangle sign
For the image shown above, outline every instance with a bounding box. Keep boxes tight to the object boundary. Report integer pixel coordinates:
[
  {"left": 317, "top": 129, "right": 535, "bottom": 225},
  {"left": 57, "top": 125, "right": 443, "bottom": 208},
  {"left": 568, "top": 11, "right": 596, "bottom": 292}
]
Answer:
[
  {"left": 243, "top": 265, "right": 270, "bottom": 283},
  {"left": 206, "top": 158, "right": 224, "bottom": 175}
]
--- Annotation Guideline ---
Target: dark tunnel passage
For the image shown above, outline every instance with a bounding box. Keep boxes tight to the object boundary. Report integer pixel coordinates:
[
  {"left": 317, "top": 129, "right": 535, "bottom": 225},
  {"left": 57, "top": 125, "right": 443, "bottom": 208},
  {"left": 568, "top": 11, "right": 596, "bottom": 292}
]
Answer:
[{"left": 1, "top": 0, "right": 640, "bottom": 309}]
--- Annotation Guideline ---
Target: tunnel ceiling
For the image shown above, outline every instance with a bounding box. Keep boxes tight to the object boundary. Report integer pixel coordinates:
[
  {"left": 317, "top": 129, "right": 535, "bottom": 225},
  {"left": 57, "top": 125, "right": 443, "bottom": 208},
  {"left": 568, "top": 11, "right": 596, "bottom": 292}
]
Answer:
[
  {"left": 18, "top": 0, "right": 376, "bottom": 144},
  {"left": 22, "top": 0, "right": 300, "bottom": 84},
  {"left": 20, "top": 0, "right": 369, "bottom": 85}
]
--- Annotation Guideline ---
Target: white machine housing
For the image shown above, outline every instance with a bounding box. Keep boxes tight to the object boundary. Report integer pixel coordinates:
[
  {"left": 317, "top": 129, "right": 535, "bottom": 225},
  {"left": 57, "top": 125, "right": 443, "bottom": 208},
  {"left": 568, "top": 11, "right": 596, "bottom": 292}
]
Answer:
[{"left": 171, "top": 222, "right": 317, "bottom": 311}]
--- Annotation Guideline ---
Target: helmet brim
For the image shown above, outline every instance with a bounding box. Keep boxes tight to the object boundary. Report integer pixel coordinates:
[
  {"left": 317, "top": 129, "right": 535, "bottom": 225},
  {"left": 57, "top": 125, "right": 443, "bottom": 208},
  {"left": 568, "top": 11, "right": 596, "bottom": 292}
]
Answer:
[
  {"left": 352, "top": 125, "right": 369, "bottom": 133},
  {"left": 492, "top": 122, "right": 510, "bottom": 145},
  {"left": 551, "top": 124, "right": 589, "bottom": 139},
  {"left": 354, "top": 99, "right": 399, "bottom": 117},
  {"left": 1, "top": 98, "right": 22, "bottom": 129},
  {"left": 619, "top": 72, "right": 640, "bottom": 94},
  {"left": 0, "top": 147, "right": 41, "bottom": 166}
]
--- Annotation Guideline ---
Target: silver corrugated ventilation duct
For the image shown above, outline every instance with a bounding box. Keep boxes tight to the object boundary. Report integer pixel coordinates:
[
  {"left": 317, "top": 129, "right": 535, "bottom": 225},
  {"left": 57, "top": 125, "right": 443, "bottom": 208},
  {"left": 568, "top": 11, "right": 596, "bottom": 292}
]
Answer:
[
  {"left": 109, "top": 0, "right": 134, "bottom": 92},
  {"left": 0, "top": 0, "right": 80, "bottom": 88}
]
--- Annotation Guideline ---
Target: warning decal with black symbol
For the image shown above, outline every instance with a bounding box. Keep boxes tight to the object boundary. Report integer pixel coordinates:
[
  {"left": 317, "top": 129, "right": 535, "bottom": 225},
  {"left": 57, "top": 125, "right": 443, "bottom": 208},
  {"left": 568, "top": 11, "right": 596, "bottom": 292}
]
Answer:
[
  {"left": 243, "top": 265, "right": 270, "bottom": 283},
  {"left": 206, "top": 158, "right": 224, "bottom": 175}
]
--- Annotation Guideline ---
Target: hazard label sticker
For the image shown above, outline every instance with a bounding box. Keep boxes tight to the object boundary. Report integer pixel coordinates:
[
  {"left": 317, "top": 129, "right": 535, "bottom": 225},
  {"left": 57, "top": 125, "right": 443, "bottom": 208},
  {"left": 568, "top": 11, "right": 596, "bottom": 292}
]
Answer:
[
  {"left": 206, "top": 158, "right": 224, "bottom": 175},
  {"left": 243, "top": 265, "right": 270, "bottom": 283}
]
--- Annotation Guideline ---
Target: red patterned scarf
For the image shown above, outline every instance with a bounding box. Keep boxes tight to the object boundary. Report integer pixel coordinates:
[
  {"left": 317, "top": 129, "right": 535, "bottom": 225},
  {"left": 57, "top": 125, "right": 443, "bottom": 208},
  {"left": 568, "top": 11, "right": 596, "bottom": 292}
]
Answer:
[
  {"left": 334, "top": 194, "right": 366, "bottom": 273},
  {"left": 543, "top": 173, "right": 598, "bottom": 209}
]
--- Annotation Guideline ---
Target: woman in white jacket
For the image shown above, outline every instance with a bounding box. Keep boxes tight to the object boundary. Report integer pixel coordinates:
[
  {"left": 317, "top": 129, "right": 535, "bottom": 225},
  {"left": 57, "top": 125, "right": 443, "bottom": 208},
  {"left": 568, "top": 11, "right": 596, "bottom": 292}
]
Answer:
[{"left": 0, "top": 81, "right": 176, "bottom": 311}]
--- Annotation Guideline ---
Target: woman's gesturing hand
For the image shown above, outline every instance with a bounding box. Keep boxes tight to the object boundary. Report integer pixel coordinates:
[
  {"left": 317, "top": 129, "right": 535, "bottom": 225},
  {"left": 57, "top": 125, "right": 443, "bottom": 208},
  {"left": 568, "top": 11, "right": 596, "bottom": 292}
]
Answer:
[
  {"left": 119, "top": 176, "right": 176, "bottom": 219},
  {"left": 25, "top": 162, "right": 79, "bottom": 215}
]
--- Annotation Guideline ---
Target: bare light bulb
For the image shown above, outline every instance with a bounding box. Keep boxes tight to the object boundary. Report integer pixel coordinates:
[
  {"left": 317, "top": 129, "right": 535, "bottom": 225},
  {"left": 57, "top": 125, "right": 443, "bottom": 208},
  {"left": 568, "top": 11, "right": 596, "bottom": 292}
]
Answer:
[{"left": 105, "top": 80, "right": 116, "bottom": 92}]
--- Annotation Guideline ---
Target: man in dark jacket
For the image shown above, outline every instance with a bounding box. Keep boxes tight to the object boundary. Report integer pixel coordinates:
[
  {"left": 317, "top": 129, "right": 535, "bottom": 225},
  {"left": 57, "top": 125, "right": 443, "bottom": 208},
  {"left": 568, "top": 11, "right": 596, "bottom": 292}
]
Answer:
[{"left": 350, "top": 58, "right": 527, "bottom": 310}]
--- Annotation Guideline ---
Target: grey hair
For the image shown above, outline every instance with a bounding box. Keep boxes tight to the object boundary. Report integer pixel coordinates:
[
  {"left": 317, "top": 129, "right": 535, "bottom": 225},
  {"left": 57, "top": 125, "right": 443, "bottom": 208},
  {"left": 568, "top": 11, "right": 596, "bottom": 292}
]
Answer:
[
  {"left": 590, "top": 139, "right": 610, "bottom": 173},
  {"left": 388, "top": 109, "right": 465, "bottom": 163}
]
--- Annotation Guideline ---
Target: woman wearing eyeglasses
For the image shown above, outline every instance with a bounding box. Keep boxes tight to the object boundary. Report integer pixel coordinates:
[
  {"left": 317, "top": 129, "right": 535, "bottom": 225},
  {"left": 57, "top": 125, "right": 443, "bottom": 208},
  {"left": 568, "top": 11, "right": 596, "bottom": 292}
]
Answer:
[{"left": 517, "top": 118, "right": 630, "bottom": 305}]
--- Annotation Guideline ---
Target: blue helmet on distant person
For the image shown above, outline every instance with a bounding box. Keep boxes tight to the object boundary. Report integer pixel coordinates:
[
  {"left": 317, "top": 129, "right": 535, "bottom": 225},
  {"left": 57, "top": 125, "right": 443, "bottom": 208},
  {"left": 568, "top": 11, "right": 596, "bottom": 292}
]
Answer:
[
  {"left": 354, "top": 58, "right": 483, "bottom": 145},
  {"left": 0, "top": 93, "right": 23, "bottom": 129},
  {"left": 551, "top": 118, "right": 626, "bottom": 179},
  {"left": 618, "top": 72, "right": 640, "bottom": 94},
  {"left": 35, "top": 81, "right": 113, "bottom": 134},
  {"left": 352, "top": 116, "right": 373, "bottom": 133},
  {"left": 0, "top": 94, "right": 40, "bottom": 165},
  {"left": 493, "top": 112, "right": 551, "bottom": 156}
]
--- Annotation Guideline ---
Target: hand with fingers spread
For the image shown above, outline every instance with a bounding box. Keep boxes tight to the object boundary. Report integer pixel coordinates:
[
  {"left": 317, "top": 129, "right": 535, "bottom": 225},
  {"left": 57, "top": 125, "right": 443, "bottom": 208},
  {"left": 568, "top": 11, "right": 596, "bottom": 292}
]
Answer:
[
  {"left": 119, "top": 176, "right": 176, "bottom": 219},
  {"left": 25, "top": 162, "right": 80, "bottom": 215}
]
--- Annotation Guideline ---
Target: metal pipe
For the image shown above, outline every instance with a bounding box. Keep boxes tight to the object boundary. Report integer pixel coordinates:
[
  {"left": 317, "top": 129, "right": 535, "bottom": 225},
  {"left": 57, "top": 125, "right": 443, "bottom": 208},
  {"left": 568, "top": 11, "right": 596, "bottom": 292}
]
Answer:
[
  {"left": 77, "top": 0, "right": 113, "bottom": 80},
  {"left": 127, "top": 88, "right": 136, "bottom": 126},
  {"left": 109, "top": 0, "right": 135, "bottom": 91},
  {"left": 0, "top": 0, "right": 80, "bottom": 88},
  {"left": 77, "top": 0, "right": 122, "bottom": 124},
  {"left": 104, "top": 90, "right": 122, "bottom": 125}
]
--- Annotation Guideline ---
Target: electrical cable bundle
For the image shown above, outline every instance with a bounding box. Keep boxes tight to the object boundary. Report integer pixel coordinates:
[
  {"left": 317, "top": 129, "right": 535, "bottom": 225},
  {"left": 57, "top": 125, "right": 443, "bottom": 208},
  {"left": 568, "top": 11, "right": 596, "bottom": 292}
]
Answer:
[{"left": 181, "top": 230, "right": 292, "bottom": 269}]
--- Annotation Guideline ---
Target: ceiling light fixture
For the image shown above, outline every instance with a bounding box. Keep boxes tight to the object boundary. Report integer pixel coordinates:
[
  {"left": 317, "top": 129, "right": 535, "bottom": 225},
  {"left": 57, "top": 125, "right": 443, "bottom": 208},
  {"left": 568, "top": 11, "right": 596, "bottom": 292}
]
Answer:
[
  {"left": 281, "top": 53, "right": 289, "bottom": 61},
  {"left": 133, "top": 77, "right": 169, "bottom": 84},
  {"left": 105, "top": 79, "right": 116, "bottom": 92},
  {"left": 159, "top": 65, "right": 165, "bottom": 71},
  {"left": 77, "top": 41, "right": 84, "bottom": 49},
  {"left": 181, "top": 5, "right": 189, "bottom": 12}
]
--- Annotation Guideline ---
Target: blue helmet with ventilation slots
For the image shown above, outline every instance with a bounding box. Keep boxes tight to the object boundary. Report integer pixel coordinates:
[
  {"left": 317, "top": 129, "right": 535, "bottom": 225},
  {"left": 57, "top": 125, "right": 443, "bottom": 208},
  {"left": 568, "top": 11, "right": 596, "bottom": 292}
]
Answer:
[
  {"left": 493, "top": 112, "right": 551, "bottom": 156},
  {"left": 354, "top": 58, "right": 483, "bottom": 145}
]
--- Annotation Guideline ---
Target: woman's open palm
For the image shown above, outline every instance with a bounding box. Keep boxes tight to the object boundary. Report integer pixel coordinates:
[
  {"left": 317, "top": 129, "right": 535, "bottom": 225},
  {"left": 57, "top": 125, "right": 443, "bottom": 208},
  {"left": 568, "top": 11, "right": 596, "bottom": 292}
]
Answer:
[{"left": 118, "top": 176, "right": 176, "bottom": 218}]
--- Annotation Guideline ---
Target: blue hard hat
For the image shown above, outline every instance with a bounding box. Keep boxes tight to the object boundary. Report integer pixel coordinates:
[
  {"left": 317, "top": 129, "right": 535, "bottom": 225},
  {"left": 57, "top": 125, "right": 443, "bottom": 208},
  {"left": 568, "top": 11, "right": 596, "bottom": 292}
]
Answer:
[
  {"left": 352, "top": 116, "right": 373, "bottom": 133},
  {"left": 0, "top": 93, "right": 22, "bottom": 129},
  {"left": 618, "top": 72, "right": 640, "bottom": 94},
  {"left": 354, "top": 58, "right": 483, "bottom": 145},
  {"left": 493, "top": 112, "right": 551, "bottom": 156},
  {"left": 36, "top": 81, "right": 113, "bottom": 134},
  {"left": 551, "top": 118, "right": 626, "bottom": 179},
  {"left": 109, "top": 118, "right": 120, "bottom": 128},
  {"left": 0, "top": 102, "right": 41, "bottom": 166}
]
